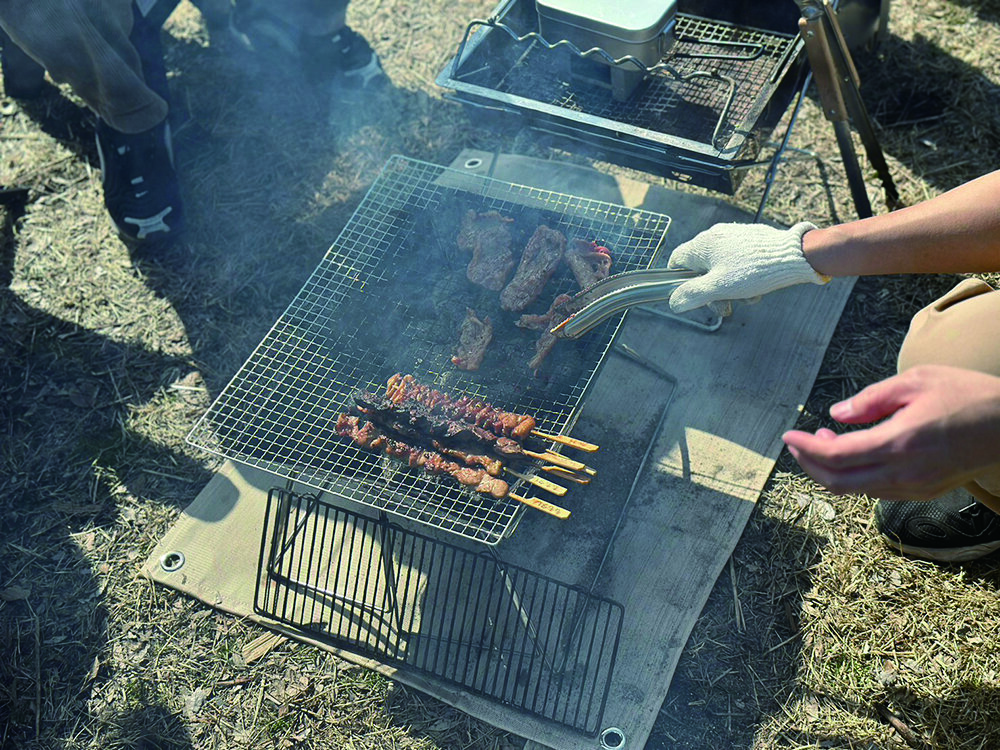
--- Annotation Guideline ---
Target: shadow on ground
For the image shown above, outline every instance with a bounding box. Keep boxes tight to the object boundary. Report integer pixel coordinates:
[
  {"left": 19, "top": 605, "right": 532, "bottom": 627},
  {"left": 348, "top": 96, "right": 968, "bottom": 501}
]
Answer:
[{"left": 0, "top": 9, "right": 498, "bottom": 745}]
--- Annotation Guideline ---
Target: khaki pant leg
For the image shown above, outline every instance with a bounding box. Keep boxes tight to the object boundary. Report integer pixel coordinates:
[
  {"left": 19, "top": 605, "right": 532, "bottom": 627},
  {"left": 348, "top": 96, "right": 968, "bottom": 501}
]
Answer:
[
  {"left": 897, "top": 277, "right": 1000, "bottom": 510},
  {"left": 0, "top": 0, "right": 167, "bottom": 132}
]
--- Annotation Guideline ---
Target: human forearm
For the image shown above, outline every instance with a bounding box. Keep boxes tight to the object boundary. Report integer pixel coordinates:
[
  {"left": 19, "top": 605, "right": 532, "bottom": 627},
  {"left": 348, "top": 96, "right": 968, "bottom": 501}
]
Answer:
[{"left": 803, "top": 169, "right": 1000, "bottom": 277}]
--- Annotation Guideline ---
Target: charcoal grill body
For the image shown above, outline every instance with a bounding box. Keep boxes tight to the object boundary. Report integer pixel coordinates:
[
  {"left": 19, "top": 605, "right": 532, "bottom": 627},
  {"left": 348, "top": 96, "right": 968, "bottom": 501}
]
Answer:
[{"left": 436, "top": 0, "right": 887, "bottom": 195}]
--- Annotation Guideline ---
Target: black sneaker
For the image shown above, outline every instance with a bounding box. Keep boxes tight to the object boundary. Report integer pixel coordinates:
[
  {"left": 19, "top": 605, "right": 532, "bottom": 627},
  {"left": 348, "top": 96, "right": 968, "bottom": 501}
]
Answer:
[
  {"left": 230, "top": 7, "right": 386, "bottom": 90},
  {"left": 875, "top": 490, "right": 1000, "bottom": 563},
  {"left": 95, "top": 118, "right": 184, "bottom": 244},
  {"left": 299, "top": 26, "right": 387, "bottom": 89}
]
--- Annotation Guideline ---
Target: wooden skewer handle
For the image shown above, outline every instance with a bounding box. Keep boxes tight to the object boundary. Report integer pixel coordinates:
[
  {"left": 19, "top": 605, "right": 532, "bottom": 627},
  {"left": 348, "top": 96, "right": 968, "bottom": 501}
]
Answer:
[
  {"left": 531, "top": 430, "right": 599, "bottom": 453},
  {"left": 507, "top": 469, "right": 568, "bottom": 497},
  {"left": 523, "top": 449, "right": 587, "bottom": 473},
  {"left": 545, "top": 450, "right": 597, "bottom": 477},
  {"left": 541, "top": 465, "right": 591, "bottom": 484},
  {"left": 509, "top": 493, "right": 570, "bottom": 519}
]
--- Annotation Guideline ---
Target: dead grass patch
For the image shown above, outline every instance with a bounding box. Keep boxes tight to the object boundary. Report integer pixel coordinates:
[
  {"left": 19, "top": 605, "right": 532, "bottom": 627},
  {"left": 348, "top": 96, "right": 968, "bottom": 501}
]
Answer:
[{"left": 3, "top": 0, "right": 1000, "bottom": 748}]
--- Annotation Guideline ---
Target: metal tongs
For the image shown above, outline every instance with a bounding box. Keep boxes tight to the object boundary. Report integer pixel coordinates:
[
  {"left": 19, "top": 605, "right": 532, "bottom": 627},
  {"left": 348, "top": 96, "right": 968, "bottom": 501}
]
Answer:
[{"left": 550, "top": 267, "right": 701, "bottom": 339}]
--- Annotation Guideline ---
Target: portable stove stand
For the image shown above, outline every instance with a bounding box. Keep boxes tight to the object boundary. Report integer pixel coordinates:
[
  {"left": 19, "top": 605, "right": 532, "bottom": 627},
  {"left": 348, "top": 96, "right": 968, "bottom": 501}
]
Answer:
[
  {"left": 254, "top": 480, "right": 627, "bottom": 739},
  {"left": 438, "top": 0, "right": 898, "bottom": 220},
  {"left": 793, "top": 0, "right": 898, "bottom": 217}
]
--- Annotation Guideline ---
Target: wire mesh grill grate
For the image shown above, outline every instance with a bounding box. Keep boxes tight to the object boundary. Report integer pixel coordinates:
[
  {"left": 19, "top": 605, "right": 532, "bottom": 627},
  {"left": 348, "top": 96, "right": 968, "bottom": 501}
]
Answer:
[
  {"left": 450, "top": 13, "right": 799, "bottom": 156},
  {"left": 255, "top": 489, "right": 624, "bottom": 736},
  {"left": 188, "top": 156, "right": 670, "bottom": 545}
]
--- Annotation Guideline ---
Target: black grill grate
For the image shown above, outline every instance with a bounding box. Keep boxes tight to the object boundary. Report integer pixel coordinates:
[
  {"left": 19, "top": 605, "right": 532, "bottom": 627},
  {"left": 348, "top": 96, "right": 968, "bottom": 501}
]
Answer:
[
  {"left": 255, "top": 489, "right": 625, "bottom": 736},
  {"left": 187, "top": 156, "right": 669, "bottom": 544}
]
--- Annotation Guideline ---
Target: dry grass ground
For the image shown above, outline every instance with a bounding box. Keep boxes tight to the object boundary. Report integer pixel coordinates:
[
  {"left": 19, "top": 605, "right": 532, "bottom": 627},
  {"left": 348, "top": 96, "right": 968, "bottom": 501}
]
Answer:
[{"left": 2, "top": 0, "right": 1000, "bottom": 748}]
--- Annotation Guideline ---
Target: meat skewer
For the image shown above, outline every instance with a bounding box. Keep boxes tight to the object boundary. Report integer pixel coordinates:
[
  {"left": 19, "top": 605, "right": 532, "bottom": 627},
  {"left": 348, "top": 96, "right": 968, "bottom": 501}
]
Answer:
[
  {"left": 355, "top": 387, "right": 596, "bottom": 477},
  {"left": 343, "top": 416, "right": 506, "bottom": 494},
  {"left": 353, "top": 393, "right": 571, "bottom": 495},
  {"left": 385, "top": 373, "right": 599, "bottom": 452},
  {"left": 335, "top": 414, "right": 569, "bottom": 518},
  {"left": 385, "top": 373, "right": 536, "bottom": 440},
  {"left": 336, "top": 414, "right": 507, "bottom": 496}
]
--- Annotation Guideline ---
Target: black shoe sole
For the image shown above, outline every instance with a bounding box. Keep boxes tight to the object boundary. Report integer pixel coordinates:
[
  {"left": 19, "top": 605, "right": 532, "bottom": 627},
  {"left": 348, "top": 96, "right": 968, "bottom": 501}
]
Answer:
[{"left": 879, "top": 533, "right": 1000, "bottom": 563}]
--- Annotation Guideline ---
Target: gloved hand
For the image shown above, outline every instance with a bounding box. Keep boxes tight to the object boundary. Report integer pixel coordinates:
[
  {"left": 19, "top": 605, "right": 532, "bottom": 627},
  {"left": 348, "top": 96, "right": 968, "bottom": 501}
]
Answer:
[{"left": 667, "top": 222, "right": 829, "bottom": 314}]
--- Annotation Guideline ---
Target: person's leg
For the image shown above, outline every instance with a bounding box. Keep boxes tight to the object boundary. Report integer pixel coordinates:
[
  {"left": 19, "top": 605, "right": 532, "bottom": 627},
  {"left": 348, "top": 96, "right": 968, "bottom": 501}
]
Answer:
[
  {"left": 0, "top": 0, "right": 166, "bottom": 133},
  {"left": 231, "top": 0, "right": 385, "bottom": 88},
  {"left": 0, "top": 0, "right": 182, "bottom": 244},
  {"left": 875, "top": 278, "right": 1000, "bottom": 561}
]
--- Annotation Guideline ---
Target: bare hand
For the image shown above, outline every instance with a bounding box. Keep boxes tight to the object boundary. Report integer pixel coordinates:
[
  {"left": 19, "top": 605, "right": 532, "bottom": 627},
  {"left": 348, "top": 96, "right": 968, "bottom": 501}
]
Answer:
[{"left": 782, "top": 365, "right": 1000, "bottom": 500}]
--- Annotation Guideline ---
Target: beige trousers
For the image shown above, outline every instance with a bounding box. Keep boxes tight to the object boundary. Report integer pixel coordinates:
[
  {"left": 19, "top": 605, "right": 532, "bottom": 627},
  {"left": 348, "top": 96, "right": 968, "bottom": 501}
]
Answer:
[
  {"left": 897, "top": 278, "right": 1000, "bottom": 511},
  {"left": 0, "top": 0, "right": 348, "bottom": 133}
]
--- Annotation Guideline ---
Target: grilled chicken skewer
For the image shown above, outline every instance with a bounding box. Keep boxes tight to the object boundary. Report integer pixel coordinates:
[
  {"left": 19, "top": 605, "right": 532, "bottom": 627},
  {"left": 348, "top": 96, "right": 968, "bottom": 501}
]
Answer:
[
  {"left": 337, "top": 414, "right": 569, "bottom": 503},
  {"left": 385, "top": 374, "right": 599, "bottom": 452},
  {"left": 355, "top": 388, "right": 598, "bottom": 477}
]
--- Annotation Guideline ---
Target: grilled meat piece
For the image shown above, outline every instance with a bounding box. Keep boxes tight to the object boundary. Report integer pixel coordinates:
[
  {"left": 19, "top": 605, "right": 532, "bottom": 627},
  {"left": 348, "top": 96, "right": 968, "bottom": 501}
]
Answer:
[
  {"left": 456, "top": 210, "right": 516, "bottom": 291},
  {"left": 517, "top": 293, "right": 573, "bottom": 376},
  {"left": 385, "top": 373, "right": 536, "bottom": 440},
  {"left": 335, "top": 414, "right": 510, "bottom": 499},
  {"left": 433, "top": 441, "right": 503, "bottom": 476},
  {"left": 451, "top": 308, "right": 493, "bottom": 371},
  {"left": 566, "top": 239, "right": 612, "bottom": 289},
  {"left": 500, "top": 225, "right": 567, "bottom": 312}
]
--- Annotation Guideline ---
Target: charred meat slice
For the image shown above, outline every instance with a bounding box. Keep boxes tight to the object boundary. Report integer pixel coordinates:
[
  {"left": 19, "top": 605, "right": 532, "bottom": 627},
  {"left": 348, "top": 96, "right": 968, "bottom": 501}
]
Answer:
[
  {"left": 451, "top": 308, "right": 493, "bottom": 371},
  {"left": 456, "top": 210, "right": 516, "bottom": 291},
  {"left": 500, "top": 225, "right": 567, "bottom": 312},
  {"left": 566, "top": 239, "right": 613, "bottom": 289},
  {"left": 517, "top": 293, "right": 573, "bottom": 376}
]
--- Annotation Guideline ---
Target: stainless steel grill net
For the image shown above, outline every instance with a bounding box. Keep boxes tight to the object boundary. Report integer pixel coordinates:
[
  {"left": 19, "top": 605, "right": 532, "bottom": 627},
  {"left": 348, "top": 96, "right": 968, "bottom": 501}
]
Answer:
[{"left": 188, "top": 156, "right": 670, "bottom": 545}]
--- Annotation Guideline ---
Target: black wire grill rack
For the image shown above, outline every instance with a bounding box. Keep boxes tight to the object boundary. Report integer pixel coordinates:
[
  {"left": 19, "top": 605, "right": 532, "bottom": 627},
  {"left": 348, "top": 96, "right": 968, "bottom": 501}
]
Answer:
[
  {"left": 187, "top": 156, "right": 670, "bottom": 545},
  {"left": 255, "top": 488, "right": 625, "bottom": 736}
]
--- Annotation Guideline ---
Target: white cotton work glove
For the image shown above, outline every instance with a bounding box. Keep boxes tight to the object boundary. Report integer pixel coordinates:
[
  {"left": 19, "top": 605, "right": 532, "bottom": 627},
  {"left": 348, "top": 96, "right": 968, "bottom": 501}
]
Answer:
[{"left": 667, "top": 222, "right": 829, "bottom": 314}]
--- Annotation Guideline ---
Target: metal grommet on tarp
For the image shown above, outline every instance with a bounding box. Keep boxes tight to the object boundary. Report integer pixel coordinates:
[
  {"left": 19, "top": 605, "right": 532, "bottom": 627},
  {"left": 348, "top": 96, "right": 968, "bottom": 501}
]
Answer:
[
  {"left": 600, "top": 727, "right": 626, "bottom": 749},
  {"left": 463, "top": 157, "right": 483, "bottom": 169},
  {"left": 159, "top": 550, "right": 186, "bottom": 572}
]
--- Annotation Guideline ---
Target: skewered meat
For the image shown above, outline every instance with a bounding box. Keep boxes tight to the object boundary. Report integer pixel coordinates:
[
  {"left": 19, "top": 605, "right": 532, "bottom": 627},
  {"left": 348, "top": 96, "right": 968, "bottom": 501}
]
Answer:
[
  {"left": 500, "top": 225, "right": 567, "bottom": 312},
  {"left": 566, "top": 239, "right": 612, "bottom": 289},
  {"left": 456, "top": 210, "right": 516, "bottom": 291},
  {"left": 451, "top": 308, "right": 493, "bottom": 371},
  {"left": 354, "top": 389, "right": 525, "bottom": 457},
  {"left": 385, "top": 373, "right": 536, "bottom": 440},
  {"left": 335, "top": 414, "right": 509, "bottom": 499},
  {"left": 433, "top": 441, "right": 503, "bottom": 476},
  {"left": 517, "top": 294, "right": 573, "bottom": 376}
]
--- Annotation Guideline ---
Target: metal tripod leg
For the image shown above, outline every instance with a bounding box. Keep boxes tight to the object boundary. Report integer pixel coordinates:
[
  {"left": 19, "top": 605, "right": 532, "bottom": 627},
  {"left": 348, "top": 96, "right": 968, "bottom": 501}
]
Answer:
[{"left": 798, "top": 0, "right": 900, "bottom": 218}]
